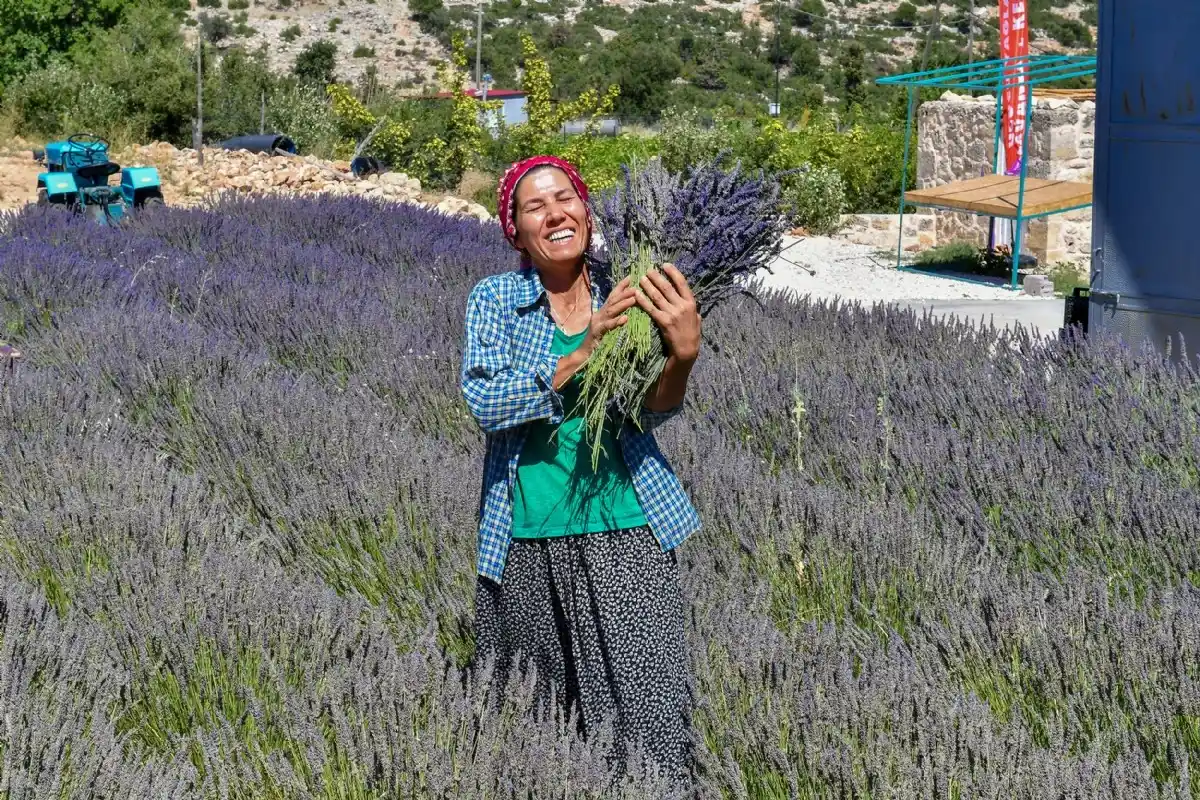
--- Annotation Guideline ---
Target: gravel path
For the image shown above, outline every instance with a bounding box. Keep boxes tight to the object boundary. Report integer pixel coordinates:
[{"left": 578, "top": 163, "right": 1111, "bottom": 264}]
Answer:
[{"left": 748, "top": 235, "right": 1051, "bottom": 304}]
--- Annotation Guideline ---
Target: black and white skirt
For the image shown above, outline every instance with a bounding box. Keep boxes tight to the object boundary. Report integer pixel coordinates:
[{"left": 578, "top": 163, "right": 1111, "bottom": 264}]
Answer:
[{"left": 473, "top": 525, "right": 694, "bottom": 782}]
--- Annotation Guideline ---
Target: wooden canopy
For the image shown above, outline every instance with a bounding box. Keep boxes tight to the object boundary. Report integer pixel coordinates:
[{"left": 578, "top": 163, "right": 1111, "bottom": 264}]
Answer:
[{"left": 902, "top": 174, "right": 1092, "bottom": 219}]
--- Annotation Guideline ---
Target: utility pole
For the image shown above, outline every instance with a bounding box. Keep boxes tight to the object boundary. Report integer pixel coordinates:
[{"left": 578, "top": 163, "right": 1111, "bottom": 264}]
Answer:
[
  {"left": 194, "top": 36, "right": 204, "bottom": 166},
  {"left": 919, "top": 1, "right": 940, "bottom": 74},
  {"left": 966, "top": 0, "right": 975, "bottom": 63},
  {"left": 772, "top": 0, "right": 781, "bottom": 116},
  {"left": 475, "top": 0, "right": 484, "bottom": 92}
]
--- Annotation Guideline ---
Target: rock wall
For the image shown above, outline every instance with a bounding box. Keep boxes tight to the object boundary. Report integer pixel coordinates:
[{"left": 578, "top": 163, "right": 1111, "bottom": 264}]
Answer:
[
  {"left": 838, "top": 213, "right": 936, "bottom": 253},
  {"left": 916, "top": 92, "right": 1095, "bottom": 269}
]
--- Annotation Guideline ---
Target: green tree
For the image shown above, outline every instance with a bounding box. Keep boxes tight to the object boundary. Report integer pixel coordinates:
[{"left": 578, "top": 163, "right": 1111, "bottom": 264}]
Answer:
[
  {"left": 891, "top": 2, "right": 918, "bottom": 28},
  {"left": 0, "top": 0, "right": 187, "bottom": 91},
  {"left": 837, "top": 40, "right": 867, "bottom": 110},
  {"left": 602, "top": 38, "right": 680, "bottom": 121},
  {"left": 69, "top": 2, "right": 195, "bottom": 142},
  {"left": 294, "top": 40, "right": 337, "bottom": 86},
  {"left": 205, "top": 44, "right": 276, "bottom": 141}
]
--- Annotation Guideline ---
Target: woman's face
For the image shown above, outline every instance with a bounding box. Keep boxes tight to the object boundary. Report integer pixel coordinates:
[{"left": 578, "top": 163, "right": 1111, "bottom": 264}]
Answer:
[{"left": 512, "top": 167, "right": 589, "bottom": 273}]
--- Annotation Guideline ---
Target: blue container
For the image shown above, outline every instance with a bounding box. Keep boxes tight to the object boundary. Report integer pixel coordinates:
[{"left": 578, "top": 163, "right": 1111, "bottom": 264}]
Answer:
[{"left": 1089, "top": 0, "right": 1200, "bottom": 356}]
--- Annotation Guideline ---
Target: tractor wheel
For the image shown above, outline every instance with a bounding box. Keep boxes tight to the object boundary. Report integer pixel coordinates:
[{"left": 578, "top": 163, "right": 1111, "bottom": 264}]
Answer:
[
  {"left": 140, "top": 196, "right": 165, "bottom": 209},
  {"left": 36, "top": 187, "right": 48, "bottom": 206}
]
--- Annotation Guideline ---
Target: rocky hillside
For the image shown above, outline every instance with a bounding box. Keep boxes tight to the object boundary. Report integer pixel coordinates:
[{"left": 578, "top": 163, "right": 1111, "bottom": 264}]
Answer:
[{"left": 184, "top": 0, "right": 1097, "bottom": 91}]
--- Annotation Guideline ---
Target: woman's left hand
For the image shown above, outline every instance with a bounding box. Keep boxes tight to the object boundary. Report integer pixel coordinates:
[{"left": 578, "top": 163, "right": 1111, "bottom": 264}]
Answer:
[{"left": 636, "top": 264, "right": 701, "bottom": 363}]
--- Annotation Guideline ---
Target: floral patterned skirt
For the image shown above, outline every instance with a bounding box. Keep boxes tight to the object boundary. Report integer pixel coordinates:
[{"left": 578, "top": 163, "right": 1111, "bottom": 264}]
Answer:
[{"left": 473, "top": 525, "right": 694, "bottom": 783}]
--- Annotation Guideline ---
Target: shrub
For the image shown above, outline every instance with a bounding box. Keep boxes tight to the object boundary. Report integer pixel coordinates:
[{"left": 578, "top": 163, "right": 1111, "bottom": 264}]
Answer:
[
  {"left": 264, "top": 83, "right": 339, "bottom": 155},
  {"left": 280, "top": 24, "right": 302, "bottom": 42},
  {"left": 780, "top": 162, "right": 847, "bottom": 234},
  {"left": 228, "top": 0, "right": 251, "bottom": 9},
  {"left": 353, "top": 45, "right": 375, "bottom": 58},
  {"left": 3, "top": 61, "right": 133, "bottom": 142},
  {"left": 656, "top": 105, "right": 736, "bottom": 175}
]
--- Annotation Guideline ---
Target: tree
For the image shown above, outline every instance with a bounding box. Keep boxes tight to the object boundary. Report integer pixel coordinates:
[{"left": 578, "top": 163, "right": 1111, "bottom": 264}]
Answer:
[
  {"left": 69, "top": 2, "right": 195, "bottom": 142},
  {"left": 837, "top": 41, "right": 867, "bottom": 110},
  {"left": 603, "top": 38, "right": 680, "bottom": 121},
  {"left": 790, "top": 36, "right": 820, "bottom": 80},
  {"left": 891, "top": 2, "right": 918, "bottom": 29},
  {"left": 198, "top": 12, "right": 234, "bottom": 44},
  {"left": 409, "top": 0, "right": 449, "bottom": 38},
  {"left": 0, "top": 0, "right": 188, "bottom": 90},
  {"left": 294, "top": 40, "right": 337, "bottom": 86}
]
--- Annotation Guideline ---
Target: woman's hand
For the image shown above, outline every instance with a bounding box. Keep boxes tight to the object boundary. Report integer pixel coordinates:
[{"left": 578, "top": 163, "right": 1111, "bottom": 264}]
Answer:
[
  {"left": 635, "top": 264, "right": 701, "bottom": 363},
  {"left": 579, "top": 275, "right": 638, "bottom": 359},
  {"left": 553, "top": 276, "right": 637, "bottom": 390}
]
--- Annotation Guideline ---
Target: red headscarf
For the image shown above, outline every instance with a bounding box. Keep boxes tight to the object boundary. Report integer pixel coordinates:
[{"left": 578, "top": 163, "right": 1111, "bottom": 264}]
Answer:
[{"left": 496, "top": 155, "right": 591, "bottom": 252}]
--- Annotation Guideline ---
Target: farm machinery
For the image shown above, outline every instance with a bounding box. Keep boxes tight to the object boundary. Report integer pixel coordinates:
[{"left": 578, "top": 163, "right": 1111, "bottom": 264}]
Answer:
[{"left": 33, "top": 134, "right": 164, "bottom": 224}]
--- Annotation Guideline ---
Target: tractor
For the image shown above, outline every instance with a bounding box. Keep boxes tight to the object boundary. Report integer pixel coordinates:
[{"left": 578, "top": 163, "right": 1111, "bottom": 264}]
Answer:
[{"left": 33, "top": 134, "right": 165, "bottom": 224}]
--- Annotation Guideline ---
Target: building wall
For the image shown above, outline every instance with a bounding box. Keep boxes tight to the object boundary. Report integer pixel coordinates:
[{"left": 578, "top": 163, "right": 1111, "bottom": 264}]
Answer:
[{"left": 917, "top": 92, "right": 1095, "bottom": 269}]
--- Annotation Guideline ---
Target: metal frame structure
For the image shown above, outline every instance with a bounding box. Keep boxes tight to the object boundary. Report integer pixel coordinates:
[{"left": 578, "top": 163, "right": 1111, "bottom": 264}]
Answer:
[{"left": 877, "top": 54, "right": 1098, "bottom": 288}]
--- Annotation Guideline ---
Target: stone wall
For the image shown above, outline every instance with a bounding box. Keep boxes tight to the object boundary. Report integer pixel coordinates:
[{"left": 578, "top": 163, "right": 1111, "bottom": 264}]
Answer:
[
  {"left": 838, "top": 213, "right": 936, "bottom": 253},
  {"left": 916, "top": 92, "right": 1095, "bottom": 269}
]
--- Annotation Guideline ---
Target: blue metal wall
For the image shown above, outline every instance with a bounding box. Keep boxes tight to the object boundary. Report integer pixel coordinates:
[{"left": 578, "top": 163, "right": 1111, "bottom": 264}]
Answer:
[{"left": 1090, "top": 0, "right": 1200, "bottom": 355}]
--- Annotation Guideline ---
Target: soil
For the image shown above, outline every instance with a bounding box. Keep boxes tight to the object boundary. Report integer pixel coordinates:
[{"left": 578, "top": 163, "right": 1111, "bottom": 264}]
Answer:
[{"left": 0, "top": 150, "right": 44, "bottom": 212}]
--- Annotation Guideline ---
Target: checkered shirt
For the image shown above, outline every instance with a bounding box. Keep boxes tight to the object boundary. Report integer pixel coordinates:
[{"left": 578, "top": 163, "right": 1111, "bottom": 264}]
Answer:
[{"left": 460, "top": 266, "right": 702, "bottom": 583}]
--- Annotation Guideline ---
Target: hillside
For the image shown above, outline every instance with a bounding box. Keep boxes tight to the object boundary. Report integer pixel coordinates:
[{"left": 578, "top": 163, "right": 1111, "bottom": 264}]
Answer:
[{"left": 185, "top": 0, "right": 1098, "bottom": 111}]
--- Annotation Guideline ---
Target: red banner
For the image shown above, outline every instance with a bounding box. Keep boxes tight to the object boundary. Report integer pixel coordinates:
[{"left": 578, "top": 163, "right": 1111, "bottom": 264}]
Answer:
[{"left": 998, "top": 0, "right": 1030, "bottom": 175}]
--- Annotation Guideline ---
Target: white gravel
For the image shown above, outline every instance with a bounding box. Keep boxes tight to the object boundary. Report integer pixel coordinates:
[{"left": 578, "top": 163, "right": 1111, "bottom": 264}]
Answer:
[{"left": 747, "top": 235, "right": 1049, "bottom": 305}]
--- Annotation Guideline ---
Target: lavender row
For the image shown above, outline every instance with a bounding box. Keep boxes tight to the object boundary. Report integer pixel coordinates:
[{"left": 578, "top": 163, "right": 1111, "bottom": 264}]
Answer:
[{"left": 0, "top": 194, "right": 1197, "bottom": 796}]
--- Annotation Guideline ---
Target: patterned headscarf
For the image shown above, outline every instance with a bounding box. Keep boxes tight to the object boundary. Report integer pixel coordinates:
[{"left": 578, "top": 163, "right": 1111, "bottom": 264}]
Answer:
[{"left": 496, "top": 155, "right": 591, "bottom": 251}]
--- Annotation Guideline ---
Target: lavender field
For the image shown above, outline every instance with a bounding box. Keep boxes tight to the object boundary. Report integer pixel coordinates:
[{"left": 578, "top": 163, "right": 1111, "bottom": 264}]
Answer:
[{"left": 0, "top": 194, "right": 1197, "bottom": 799}]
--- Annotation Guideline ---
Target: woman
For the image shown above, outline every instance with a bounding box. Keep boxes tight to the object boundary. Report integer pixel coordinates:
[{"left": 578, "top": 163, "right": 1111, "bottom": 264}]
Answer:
[{"left": 460, "top": 155, "right": 703, "bottom": 781}]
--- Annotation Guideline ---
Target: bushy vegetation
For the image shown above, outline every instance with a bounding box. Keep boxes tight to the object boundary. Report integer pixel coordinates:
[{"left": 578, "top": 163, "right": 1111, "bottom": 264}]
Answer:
[
  {"left": 0, "top": 184, "right": 1196, "bottom": 798},
  {"left": 0, "top": 0, "right": 1087, "bottom": 212}
]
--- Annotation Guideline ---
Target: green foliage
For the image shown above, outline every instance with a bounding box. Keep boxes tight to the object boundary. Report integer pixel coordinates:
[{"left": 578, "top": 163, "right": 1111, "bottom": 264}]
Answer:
[
  {"left": 656, "top": 105, "right": 735, "bottom": 175},
  {"left": 294, "top": 40, "right": 337, "bottom": 86},
  {"left": 280, "top": 24, "right": 301, "bottom": 42},
  {"left": 198, "top": 12, "right": 234, "bottom": 44},
  {"left": 781, "top": 162, "right": 847, "bottom": 234},
  {"left": 326, "top": 82, "right": 412, "bottom": 167},
  {"left": 65, "top": 3, "right": 196, "bottom": 143},
  {"left": 0, "top": 0, "right": 188, "bottom": 92},
  {"left": 265, "top": 83, "right": 338, "bottom": 155}
]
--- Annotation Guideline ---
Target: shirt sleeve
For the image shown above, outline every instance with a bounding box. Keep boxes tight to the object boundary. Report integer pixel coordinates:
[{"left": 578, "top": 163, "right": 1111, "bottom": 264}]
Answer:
[
  {"left": 460, "top": 281, "right": 565, "bottom": 433},
  {"left": 634, "top": 403, "right": 683, "bottom": 434}
]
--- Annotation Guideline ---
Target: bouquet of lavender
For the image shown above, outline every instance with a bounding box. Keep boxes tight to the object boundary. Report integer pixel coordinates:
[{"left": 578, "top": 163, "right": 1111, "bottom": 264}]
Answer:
[{"left": 576, "top": 155, "right": 788, "bottom": 467}]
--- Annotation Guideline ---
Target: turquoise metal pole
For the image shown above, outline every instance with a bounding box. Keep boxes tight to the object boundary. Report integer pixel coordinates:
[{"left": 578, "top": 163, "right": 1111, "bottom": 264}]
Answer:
[
  {"left": 1012, "top": 70, "right": 1035, "bottom": 289},
  {"left": 992, "top": 65, "right": 1004, "bottom": 172},
  {"left": 896, "top": 84, "right": 915, "bottom": 268}
]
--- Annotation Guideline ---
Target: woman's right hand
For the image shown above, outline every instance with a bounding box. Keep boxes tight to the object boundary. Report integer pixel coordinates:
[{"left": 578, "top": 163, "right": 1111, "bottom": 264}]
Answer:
[
  {"left": 553, "top": 276, "right": 637, "bottom": 390},
  {"left": 580, "top": 276, "right": 637, "bottom": 359}
]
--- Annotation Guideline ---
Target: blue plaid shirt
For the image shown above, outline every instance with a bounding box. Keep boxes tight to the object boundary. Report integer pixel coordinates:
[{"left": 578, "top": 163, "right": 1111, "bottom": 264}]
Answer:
[{"left": 460, "top": 266, "right": 702, "bottom": 583}]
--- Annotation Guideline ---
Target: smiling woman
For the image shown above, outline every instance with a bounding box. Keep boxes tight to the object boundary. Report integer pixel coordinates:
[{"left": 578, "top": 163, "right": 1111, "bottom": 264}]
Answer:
[{"left": 459, "top": 155, "right": 702, "bottom": 787}]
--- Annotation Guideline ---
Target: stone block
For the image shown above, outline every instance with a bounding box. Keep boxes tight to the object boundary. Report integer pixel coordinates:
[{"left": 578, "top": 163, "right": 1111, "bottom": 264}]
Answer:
[{"left": 1023, "top": 274, "right": 1055, "bottom": 296}]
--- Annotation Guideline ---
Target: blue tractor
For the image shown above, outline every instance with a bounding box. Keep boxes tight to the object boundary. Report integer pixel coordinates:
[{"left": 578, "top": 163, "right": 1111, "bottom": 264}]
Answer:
[{"left": 33, "top": 133, "right": 165, "bottom": 224}]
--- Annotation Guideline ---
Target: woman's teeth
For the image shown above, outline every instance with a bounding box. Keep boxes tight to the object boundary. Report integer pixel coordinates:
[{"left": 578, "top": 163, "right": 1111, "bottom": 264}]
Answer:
[{"left": 548, "top": 230, "right": 574, "bottom": 243}]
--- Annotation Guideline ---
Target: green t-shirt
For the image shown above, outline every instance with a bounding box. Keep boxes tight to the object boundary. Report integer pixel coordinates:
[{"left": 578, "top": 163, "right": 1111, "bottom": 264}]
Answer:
[{"left": 512, "top": 326, "right": 648, "bottom": 538}]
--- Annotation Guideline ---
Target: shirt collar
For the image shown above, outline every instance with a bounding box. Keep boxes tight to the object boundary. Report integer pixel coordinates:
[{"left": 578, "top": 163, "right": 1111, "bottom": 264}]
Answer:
[
  {"left": 515, "top": 264, "right": 606, "bottom": 312},
  {"left": 515, "top": 265, "right": 545, "bottom": 310}
]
